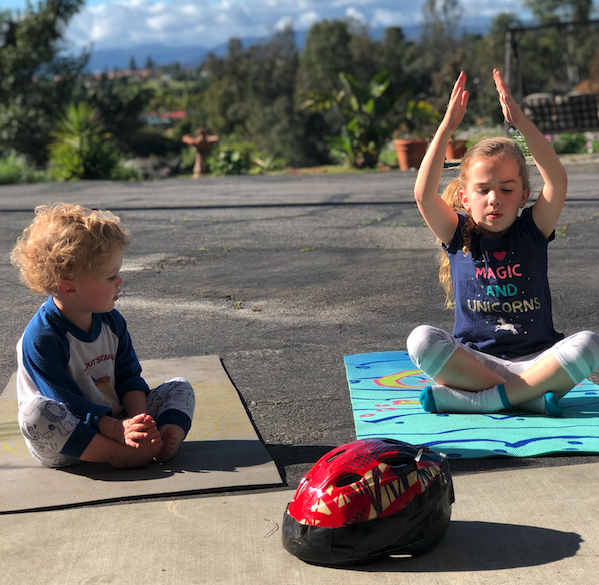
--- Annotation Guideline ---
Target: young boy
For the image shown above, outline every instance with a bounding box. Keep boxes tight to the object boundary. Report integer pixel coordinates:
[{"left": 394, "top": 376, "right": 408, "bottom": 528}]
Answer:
[{"left": 11, "top": 203, "right": 195, "bottom": 469}]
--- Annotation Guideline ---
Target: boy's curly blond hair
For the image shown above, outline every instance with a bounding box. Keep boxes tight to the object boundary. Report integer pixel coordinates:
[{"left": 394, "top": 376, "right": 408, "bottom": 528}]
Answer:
[
  {"left": 438, "top": 137, "right": 530, "bottom": 309},
  {"left": 11, "top": 202, "right": 130, "bottom": 295}
]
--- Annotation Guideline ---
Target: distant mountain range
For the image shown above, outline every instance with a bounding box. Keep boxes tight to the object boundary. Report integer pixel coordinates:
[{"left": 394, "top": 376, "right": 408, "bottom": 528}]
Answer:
[
  {"left": 83, "top": 26, "right": 417, "bottom": 73},
  {"left": 83, "top": 18, "right": 493, "bottom": 73}
]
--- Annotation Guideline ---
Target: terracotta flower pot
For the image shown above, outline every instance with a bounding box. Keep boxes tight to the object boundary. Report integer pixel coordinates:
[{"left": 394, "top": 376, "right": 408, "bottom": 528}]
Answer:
[
  {"left": 394, "top": 138, "right": 429, "bottom": 171},
  {"left": 445, "top": 139, "right": 468, "bottom": 161}
]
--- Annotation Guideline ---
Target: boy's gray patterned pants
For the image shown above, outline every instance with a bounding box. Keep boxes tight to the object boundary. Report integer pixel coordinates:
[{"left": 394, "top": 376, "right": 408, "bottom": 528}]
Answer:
[{"left": 18, "top": 377, "right": 195, "bottom": 468}]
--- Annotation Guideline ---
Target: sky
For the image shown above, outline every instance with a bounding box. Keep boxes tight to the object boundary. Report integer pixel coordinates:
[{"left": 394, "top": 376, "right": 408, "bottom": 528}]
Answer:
[{"left": 1, "top": 0, "right": 530, "bottom": 51}]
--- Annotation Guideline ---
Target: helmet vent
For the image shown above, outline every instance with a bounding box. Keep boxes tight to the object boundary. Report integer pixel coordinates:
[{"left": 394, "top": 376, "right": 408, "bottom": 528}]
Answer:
[
  {"left": 336, "top": 473, "right": 362, "bottom": 487},
  {"left": 382, "top": 457, "right": 418, "bottom": 477},
  {"left": 381, "top": 457, "right": 413, "bottom": 467},
  {"left": 327, "top": 449, "right": 347, "bottom": 463}
]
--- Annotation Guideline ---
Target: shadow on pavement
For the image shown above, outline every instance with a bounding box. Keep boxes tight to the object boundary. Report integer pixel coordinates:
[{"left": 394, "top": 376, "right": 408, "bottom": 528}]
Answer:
[{"left": 353, "top": 520, "right": 582, "bottom": 572}]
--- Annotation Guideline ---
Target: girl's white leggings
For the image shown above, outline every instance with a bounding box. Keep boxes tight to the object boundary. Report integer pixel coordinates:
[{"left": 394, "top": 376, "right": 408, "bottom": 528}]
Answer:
[{"left": 407, "top": 325, "right": 599, "bottom": 388}]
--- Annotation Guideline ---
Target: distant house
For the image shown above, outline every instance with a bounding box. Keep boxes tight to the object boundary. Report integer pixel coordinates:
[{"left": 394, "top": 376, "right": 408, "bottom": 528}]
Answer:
[
  {"left": 90, "top": 69, "right": 153, "bottom": 81},
  {"left": 140, "top": 110, "right": 187, "bottom": 128}
]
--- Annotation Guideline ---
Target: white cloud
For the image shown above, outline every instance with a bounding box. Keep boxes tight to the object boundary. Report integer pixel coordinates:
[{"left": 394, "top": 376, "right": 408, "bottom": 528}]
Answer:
[
  {"left": 371, "top": 9, "right": 410, "bottom": 27},
  {"left": 345, "top": 7, "right": 365, "bottom": 23},
  {"left": 275, "top": 16, "right": 293, "bottom": 31},
  {"left": 296, "top": 10, "right": 320, "bottom": 29},
  {"left": 64, "top": 0, "right": 528, "bottom": 51}
]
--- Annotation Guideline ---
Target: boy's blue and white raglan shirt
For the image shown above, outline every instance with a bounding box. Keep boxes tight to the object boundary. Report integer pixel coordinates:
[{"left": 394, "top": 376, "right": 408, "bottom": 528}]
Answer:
[{"left": 16, "top": 297, "right": 150, "bottom": 458}]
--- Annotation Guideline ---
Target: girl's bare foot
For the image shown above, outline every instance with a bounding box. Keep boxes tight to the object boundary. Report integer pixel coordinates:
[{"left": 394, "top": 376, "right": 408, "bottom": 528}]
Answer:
[{"left": 154, "top": 424, "right": 185, "bottom": 462}]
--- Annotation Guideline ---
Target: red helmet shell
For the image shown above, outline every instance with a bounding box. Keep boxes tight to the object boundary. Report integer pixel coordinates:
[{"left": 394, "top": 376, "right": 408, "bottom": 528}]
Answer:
[{"left": 287, "top": 438, "right": 445, "bottom": 529}]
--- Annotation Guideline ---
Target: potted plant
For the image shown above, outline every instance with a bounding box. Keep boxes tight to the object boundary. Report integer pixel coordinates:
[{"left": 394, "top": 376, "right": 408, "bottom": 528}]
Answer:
[
  {"left": 393, "top": 100, "right": 441, "bottom": 171},
  {"left": 446, "top": 131, "right": 468, "bottom": 161}
]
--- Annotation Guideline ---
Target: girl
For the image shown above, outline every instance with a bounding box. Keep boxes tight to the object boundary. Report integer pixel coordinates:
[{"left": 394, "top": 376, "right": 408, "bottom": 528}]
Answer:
[{"left": 408, "top": 69, "right": 599, "bottom": 416}]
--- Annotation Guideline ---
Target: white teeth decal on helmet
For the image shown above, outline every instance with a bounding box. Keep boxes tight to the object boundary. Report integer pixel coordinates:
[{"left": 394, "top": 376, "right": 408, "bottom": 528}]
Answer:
[
  {"left": 407, "top": 470, "right": 418, "bottom": 487},
  {"left": 335, "top": 493, "right": 351, "bottom": 508},
  {"left": 298, "top": 517, "right": 321, "bottom": 526},
  {"left": 310, "top": 499, "right": 332, "bottom": 515},
  {"left": 382, "top": 483, "right": 399, "bottom": 511},
  {"left": 364, "top": 468, "right": 375, "bottom": 489},
  {"left": 380, "top": 485, "right": 392, "bottom": 511},
  {"left": 418, "top": 465, "right": 441, "bottom": 492},
  {"left": 368, "top": 503, "right": 377, "bottom": 520}
]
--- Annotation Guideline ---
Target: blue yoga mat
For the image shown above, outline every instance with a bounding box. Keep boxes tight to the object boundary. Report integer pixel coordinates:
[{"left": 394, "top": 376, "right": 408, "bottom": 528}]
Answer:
[{"left": 344, "top": 350, "right": 599, "bottom": 459}]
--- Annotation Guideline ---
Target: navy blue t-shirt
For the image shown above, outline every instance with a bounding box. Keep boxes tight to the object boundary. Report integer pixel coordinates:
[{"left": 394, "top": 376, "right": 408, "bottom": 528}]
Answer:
[{"left": 445, "top": 207, "right": 563, "bottom": 358}]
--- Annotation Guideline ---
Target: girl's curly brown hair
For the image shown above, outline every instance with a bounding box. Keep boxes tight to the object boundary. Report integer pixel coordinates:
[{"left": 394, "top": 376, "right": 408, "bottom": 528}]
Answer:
[
  {"left": 438, "top": 137, "right": 530, "bottom": 309},
  {"left": 11, "top": 203, "right": 130, "bottom": 295}
]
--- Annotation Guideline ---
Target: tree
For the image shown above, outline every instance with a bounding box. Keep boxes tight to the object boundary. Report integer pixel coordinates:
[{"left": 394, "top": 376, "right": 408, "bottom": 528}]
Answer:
[
  {"left": 296, "top": 20, "right": 354, "bottom": 96},
  {"left": 202, "top": 76, "right": 241, "bottom": 136},
  {"left": 411, "top": 0, "right": 466, "bottom": 109},
  {"left": 456, "top": 14, "right": 518, "bottom": 124},
  {"left": 81, "top": 76, "right": 154, "bottom": 155},
  {"left": 508, "top": 1, "right": 599, "bottom": 93},
  {"left": 347, "top": 20, "right": 381, "bottom": 88},
  {"left": 524, "top": 0, "right": 593, "bottom": 23},
  {"left": 246, "top": 95, "right": 310, "bottom": 167},
  {"left": 0, "top": 0, "right": 88, "bottom": 166},
  {"left": 296, "top": 20, "right": 371, "bottom": 164},
  {"left": 378, "top": 27, "right": 420, "bottom": 95},
  {"left": 201, "top": 28, "right": 307, "bottom": 164}
]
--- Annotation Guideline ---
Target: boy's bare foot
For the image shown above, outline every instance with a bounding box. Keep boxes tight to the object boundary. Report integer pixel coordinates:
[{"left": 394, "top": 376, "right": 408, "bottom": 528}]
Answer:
[
  {"left": 81, "top": 432, "right": 162, "bottom": 468},
  {"left": 154, "top": 424, "right": 185, "bottom": 463},
  {"left": 116, "top": 436, "right": 163, "bottom": 468}
]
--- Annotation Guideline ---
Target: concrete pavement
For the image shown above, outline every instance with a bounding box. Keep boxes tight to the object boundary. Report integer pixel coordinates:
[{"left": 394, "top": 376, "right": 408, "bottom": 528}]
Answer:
[
  {"left": 2, "top": 460, "right": 597, "bottom": 584},
  {"left": 1, "top": 160, "right": 599, "bottom": 583}
]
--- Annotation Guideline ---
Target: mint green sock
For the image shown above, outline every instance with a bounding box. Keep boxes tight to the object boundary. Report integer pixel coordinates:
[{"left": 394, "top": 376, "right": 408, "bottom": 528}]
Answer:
[{"left": 519, "top": 392, "right": 562, "bottom": 417}]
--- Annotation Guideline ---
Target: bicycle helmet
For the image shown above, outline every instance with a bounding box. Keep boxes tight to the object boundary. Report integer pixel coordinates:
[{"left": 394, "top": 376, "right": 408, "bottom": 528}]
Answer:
[{"left": 282, "top": 437, "right": 454, "bottom": 566}]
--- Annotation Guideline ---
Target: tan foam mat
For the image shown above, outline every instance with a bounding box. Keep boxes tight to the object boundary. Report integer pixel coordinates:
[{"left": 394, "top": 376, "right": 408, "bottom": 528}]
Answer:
[{"left": 0, "top": 355, "right": 282, "bottom": 513}]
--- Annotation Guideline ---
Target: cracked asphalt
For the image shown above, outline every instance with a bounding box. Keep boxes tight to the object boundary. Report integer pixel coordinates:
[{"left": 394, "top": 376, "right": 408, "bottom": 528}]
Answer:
[{"left": 1, "top": 161, "right": 599, "bottom": 489}]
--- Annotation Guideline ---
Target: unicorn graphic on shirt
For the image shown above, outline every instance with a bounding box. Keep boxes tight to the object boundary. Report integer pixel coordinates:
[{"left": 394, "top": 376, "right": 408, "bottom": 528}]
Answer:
[{"left": 495, "top": 317, "right": 522, "bottom": 335}]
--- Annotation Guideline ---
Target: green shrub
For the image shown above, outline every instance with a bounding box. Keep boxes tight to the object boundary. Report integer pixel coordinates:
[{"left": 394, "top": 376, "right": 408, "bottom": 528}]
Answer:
[
  {"left": 0, "top": 156, "right": 25, "bottom": 184},
  {"left": 205, "top": 138, "right": 254, "bottom": 175},
  {"left": 0, "top": 155, "right": 49, "bottom": 184},
  {"left": 377, "top": 140, "right": 399, "bottom": 167},
  {"left": 48, "top": 102, "right": 121, "bottom": 181},
  {"left": 110, "top": 163, "right": 143, "bottom": 181},
  {"left": 207, "top": 149, "right": 249, "bottom": 175},
  {"left": 549, "top": 133, "right": 588, "bottom": 155},
  {"left": 510, "top": 130, "right": 531, "bottom": 157},
  {"left": 179, "top": 146, "right": 197, "bottom": 173}
]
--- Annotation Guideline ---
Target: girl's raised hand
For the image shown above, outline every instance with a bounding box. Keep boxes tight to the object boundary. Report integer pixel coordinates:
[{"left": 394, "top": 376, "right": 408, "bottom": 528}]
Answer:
[
  {"left": 444, "top": 71, "right": 469, "bottom": 130},
  {"left": 493, "top": 68, "right": 524, "bottom": 126}
]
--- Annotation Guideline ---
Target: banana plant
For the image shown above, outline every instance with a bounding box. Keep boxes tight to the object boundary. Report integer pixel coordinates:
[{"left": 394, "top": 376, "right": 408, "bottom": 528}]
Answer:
[{"left": 302, "top": 71, "right": 403, "bottom": 168}]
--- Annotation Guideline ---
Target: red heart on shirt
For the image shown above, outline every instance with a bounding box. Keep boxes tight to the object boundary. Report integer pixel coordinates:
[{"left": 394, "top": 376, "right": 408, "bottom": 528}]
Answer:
[{"left": 494, "top": 251, "right": 507, "bottom": 261}]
